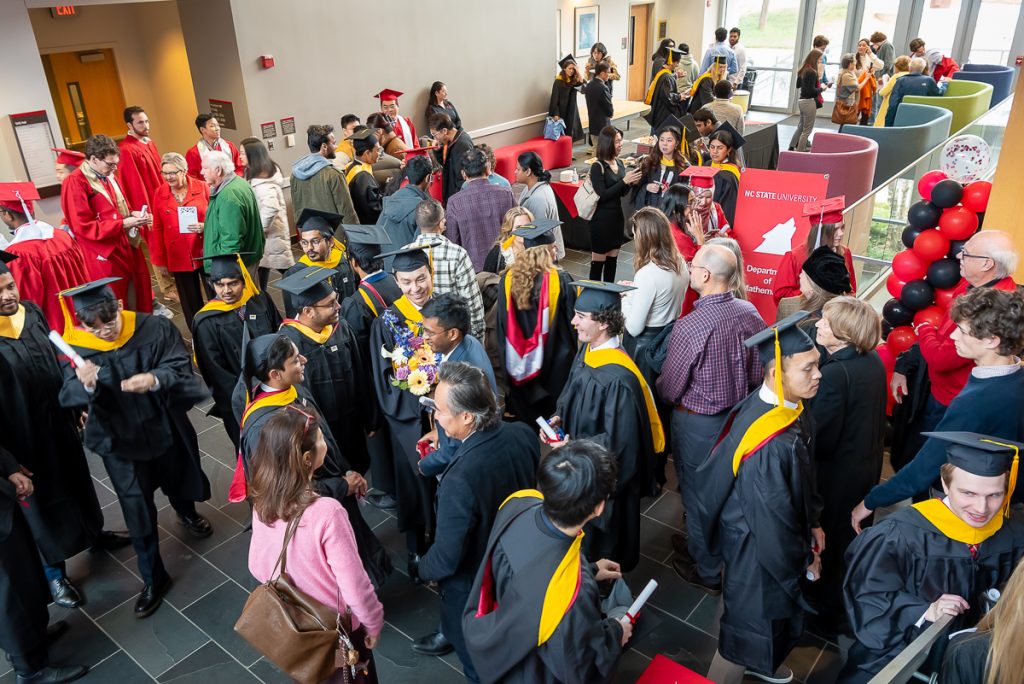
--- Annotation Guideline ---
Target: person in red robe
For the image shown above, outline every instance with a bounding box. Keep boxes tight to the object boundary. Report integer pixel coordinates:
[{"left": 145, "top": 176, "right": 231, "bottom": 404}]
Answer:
[
  {"left": 375, "top": 88, "right": 419, "bottom": 148},
  {"left": 52, "top": 148, "right": 85, "bottom": 235},
  {"left": 185, "top": 113, "right": 245, "bottom": 180},
  {"left": 772, "top": 196, "right": 857, "bottom": 305},
  {"left": 0, "top": 183, "right": 89, "bottom": 333},
  {"left": 61, "top": 134, "right": 154, "bottom": 313}
]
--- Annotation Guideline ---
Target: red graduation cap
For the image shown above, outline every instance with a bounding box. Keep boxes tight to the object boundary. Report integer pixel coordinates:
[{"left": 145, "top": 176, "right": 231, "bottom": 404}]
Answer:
[
  {"left": 803, "top": 195, "right": 846, "bottom": 225},
  {"left": 374, "top": 88, "right": 403, "bottom": 103},
  {"left": 52, "top": 148, "right": 85, "bottom": 166},
  {"left": 0, "top": 181, "right": 40, "bottom": 217},
  {"left": 681, "top": 165, "right": 719, "bottom": 190},
  {"left": 403, "top": 144, "right": 436, "bottom": 159},
  {"left": 637, "top": 655, "right": 713, "bottom": 683}
]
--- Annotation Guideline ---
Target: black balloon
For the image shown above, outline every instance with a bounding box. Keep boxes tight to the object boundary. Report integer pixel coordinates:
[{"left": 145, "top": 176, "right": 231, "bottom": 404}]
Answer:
[
  {"left": 900, "top": 279, "right": 936, "bottom": 311},
  {"left": 977, "top": 211, "right": 985, "bottom": 230},
  {"left": 907, "top": 201, "right": 943, "bottom": 230},
  {"left": 901, "top": 225, "right": 922, "bottom": 249},
  {"left": 882, "top": 320, "right": 893, "bottom": 339},
  {"left": 930, "top": 179, "right": 964, "bottom": 209},
  {"left": 883, "top": 298, "right": 915, "bottom": 326},
  {"left": 948, "top": 238, "right": 969, "bottom": 258},
  {"left": 927, "top": 258, "right": 961, "bottom": 289}
]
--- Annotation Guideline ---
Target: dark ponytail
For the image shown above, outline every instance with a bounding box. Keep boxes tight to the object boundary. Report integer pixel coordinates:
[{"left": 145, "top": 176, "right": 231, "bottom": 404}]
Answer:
[{"left": 517, "top": 151, "right": 551, "bottom": 183}]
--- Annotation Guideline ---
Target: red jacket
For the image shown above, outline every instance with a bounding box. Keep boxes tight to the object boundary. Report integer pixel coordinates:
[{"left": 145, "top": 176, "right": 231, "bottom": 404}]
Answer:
[
  {"left": 932, "top": 57, "right": 960, "bottom": 82},
  {"left": 185, "top": 139, "right": 245, "bottom": 180},
  {"left": 117, "top": 135, "right": 162, "bottom": 209},
  {"left": 150, "top": 176, "right": 210, "bottom": 272},
  {"left": 919, "top": 276, "right": 1016, "bottom": 405},
  {"left": 6, "top": 229, "right": 90, "bottom": 333},
  {"left": 772, "top": 245, "right": 858, "bottom": 304}
]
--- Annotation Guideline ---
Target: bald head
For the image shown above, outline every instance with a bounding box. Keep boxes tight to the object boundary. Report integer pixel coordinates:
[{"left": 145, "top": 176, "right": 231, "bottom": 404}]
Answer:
[
  {"left": 963, "top": 230, "right": 1018, "bottom": 284},
  {"left": 692, "top": 244, "right": 738, "bottom": 295}
]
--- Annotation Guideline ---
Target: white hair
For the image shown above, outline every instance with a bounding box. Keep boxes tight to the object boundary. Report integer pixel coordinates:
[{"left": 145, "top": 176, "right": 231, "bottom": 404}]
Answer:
[
  {"left": 970, "top": 230, "right": 1019, "bottom": 277},
  {"left": 202, "top": 150, "right": 233, "bottom": 176},
  {"left": 908, "top": 57, "right": 927, "bottom": 74}
]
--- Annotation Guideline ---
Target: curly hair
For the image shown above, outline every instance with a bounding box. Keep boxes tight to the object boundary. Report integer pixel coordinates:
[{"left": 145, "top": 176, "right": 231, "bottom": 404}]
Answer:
[
  {"left": 591, "top": 307, "right": 625, "bottom": 337},
  {"left": 508, "top": 245, "right": 555, "bottom": 310},
  {"left": 496, "top": 206, "right": 534, "bottom": 250},
  {"left": 950, "top": 287, "right": 1024, "bottom": 356},
  {"left": 249, "top": 406, "right": 321, "bottom": 524}
]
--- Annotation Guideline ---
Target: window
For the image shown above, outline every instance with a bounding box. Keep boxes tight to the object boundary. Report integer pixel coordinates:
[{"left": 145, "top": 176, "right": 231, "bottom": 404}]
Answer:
[
  {"left": 723, "top": 0, "right": 801, "bottom": 108},
  {"left": 969, "top": 0, "right": 1021, "bottom": 63},
  {"left": 918, "top": 0, "right": 963, "bottom": 56},
  {"left": 812, "top": 0, "right": 852, "bottom": 102}
]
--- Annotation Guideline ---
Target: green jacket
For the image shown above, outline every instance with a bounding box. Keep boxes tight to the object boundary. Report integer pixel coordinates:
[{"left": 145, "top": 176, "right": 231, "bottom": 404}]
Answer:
[
  {"left": 289, "top": 154, "right": 358, "bottom": 225},
  {"left": 203, "top": 174, "right": 265, "bottom": 267}
]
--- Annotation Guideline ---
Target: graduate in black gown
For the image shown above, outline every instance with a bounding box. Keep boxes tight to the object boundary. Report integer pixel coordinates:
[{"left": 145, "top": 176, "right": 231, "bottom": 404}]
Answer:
[
  {"left": 696, "top": 312, "right": 824, "bottom": 684},
  {"left": 462, "top": 441, "right": 630, "bottom": 683},
  {"left": 643, "top": 46, "right": 684, "bottom": 130},
  {"left": 275, "top": 265, "right": 378, "bottom": 475},
  {"left": 428, "top": 113, "right": 475, "bottom": 204},
  {"left": 840, "top": 432, "right": 1024, "bottom": 684},
  {"left": 58, "top": 278, "right": 213, "bottom": 618},
  {"left": 704, "top": 120, "right": 744, "bottom": 226},
  {"left": 230, "top": 332, "right": 392, "bottom": 588},
  {"left": 192, "top": 253, "right": 281, "bottom": 450},
  {"left": 688, "top": 56, "right": 726, "bottom": 114},
  {"left": 551, "top": 280, "right": 664, "bottom": 573},
  {"left": 343, "top": 129, "right": 383, "bottom": 225},
  {"left": 281, "top": 208, "right": 358, "bottom": 317},
  {"left": 549, "top": 54, "right": 585, "bottom": 142},
  {"left": 496, "top": 219, "right": 577, "bottom": 425},
  {"left": 368, "top": 245, "right": 438, "bottom": 574}
]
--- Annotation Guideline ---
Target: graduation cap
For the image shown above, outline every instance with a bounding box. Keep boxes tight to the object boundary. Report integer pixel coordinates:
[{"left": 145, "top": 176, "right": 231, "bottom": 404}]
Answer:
[
  {"left": 194, "top": 253, "right": 248, "bottom": 281},
  {"left": 802, "top": 246, "right": 851, "bottom": 295},
  {"left": 274, "top": 265, "right": 337, "bottom": 309},
  {"left": 803, "top": 196, "right": 846, "bottom": 226},
  {"left": 0, "top": 249, "right": 16, "bottom": 275},
  {"left": 655, "top": 115, "right": 686, "bottom": 139},
  {"left": 572, "top": 280, "right": 635, "bottom": 313},
  {"left": 0, "top": 181, "right": 39, "bottom": 219},
  {"left": 403, "top": 145, "right": 436, "bottom": 159},
  {"left": 744, "top": 311, "right": 815, "bottom": 365},
  {"left": 712, "top": 120, "right": 746, "bottom": 149},
  {"left": 924, "top": 431, "right": 1021, "bottom": 516},
  {"left": 60, "top": 277, "right": 120, "bottom": 314},
  {"left": 711, "top": 54, "right": 728, "bottom": 66},
  {"left": 681, "top": 165, "right": 719, "bottom": 190},
  {"left": 512, "top": 218, "right": 562, "bottom": 249},
  {"left": 296, "top": 208, "right": 343, "bottom": 237},
  {"left": 344, "top": 224, "right": 391, "bottom": 262},
  {"left": 667, "top": 47, "right": 685, "bottom": 62},
  {"left": 52, "top": 148, "right": 85, "bottom": 166},
  {"left": 374, "top": 88, "right": 403, "bottom": 103},
  {"left": 240, "top": 331, "right": 290, "bottom": 396},
  {"left": 558, "top": 54, "right": 577, "bottom": 69},
  {"left": 376, "top": 244, "right": 431, "bottom": 273}
]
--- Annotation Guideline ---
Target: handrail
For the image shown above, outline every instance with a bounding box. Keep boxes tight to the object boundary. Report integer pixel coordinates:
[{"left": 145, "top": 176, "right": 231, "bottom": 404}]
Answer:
[{"left": 867, "top": 613, "right": 954, "bottom": 684}]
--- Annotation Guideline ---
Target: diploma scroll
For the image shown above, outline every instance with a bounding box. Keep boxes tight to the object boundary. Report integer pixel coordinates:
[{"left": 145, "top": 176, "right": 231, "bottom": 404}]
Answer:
[{"left": 625, "top": 579, "right": 658, "bottom": 623}]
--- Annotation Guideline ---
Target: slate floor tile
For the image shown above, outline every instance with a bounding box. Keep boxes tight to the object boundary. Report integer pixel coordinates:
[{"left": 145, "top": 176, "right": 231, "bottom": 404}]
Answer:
[
  {"left": 643, "top": 489, "right": 685, "bottom": 531},
  {"left": 628, "top": 604, "right": 719, "bottom": 675},
  {"left": 372, "top": 624, "right": 463, "bottom": 682},
  {"left": 624, "top": 554, "right": 705, "bottom": 622},
  {"left": 198, "top": 427, "right": 236, "bottom": 469},
  {"left": 247, "top": 658, "right": 290, "bottom": 684},
  {"left": 156, "top": 642, "right": 259, "bottom": 683},
  {"left": 199, "top": 455, "right": 237, "bottom": 509},
  {"left": 45, "top": 603, "right": 119, "bottom": 668},
  {"left": 157, "top": 500, "right": 243, "bottom": 556},
  {"left": 182, "top": 581, "right": 262, "bottom": 667},
  {"left": 96, "top": 600, "right": 209, "bottom": 677},
  {"left": 69, "top": 549, "right": 145, "bottom": 619},
  {"left": 202, "top": 530, "right": 258, "bottom": 591},
  {"left": 72, "top": 650, "right": 153, "bottom": 684}
]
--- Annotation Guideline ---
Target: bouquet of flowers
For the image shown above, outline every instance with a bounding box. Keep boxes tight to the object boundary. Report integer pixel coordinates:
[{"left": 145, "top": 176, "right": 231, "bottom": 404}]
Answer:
[{"left": 380, "top": 310, "right": 441, "bottom": 397}]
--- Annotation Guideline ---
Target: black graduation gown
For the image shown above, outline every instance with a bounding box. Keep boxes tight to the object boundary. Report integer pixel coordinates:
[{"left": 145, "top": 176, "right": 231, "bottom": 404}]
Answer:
[
  {"left": 549, "top": 78, "right": 584, "bottom": 142},
  {"left": 58, "top": 314, "right": 212, "bottom": 537},
  {"left": 556, "top": 345, "right": 657, "bottom": 572},
  {"left": 281, "top": 255, "right": 358, "bottom": 318},
  {"left": 840, "top": 508, "right": 1024, "bottom": 683},
  {"left": 940, "top": 630, "right": 990, "bottom": 684},
  {"left": 368, "top": 301, "right": 436, "bottom": 535},
  {"left": 462, "top": 495, "right": 623, "bottom": 683},
  {"left": 0, "top": 303, "right": 103, "bottom": 564},
  {"left": 192, "top": 293, "right": 282, "bottom": 449},
  {"left": 646, "top": 70, "right": 682, "bottom": 131},
  {"left": 432, "top": 130, "right": 476, "bottom": 204},
  {"left": 496, "top": 269, "right": 578, "bottom": 426},
  {"left": 0, "top": 445, "right": 51, "bottom": 667},
  {"left": 631, "top": 161, "right": 689, "bottom": 209},
  {"left": 688, "top": 73, "right": 716, "bottom": 114},
  {"left": 708, "top": 162, "right": 740, "bottom": 225},
  {"left": 279, "top": 320, "right": 379, "bottom": 474},
  {"left": 345, "top": 165, "right": 383, "bottom": 225},
  {"left": 696, "top": 390, "right": 821, "bottom": 676}
]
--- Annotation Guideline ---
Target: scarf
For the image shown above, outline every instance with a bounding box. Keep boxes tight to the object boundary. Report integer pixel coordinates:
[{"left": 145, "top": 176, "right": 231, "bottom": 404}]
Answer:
[
  {"left": 345, "top": 162, "right": 373, "bottom": 185},
  {"left": 0, "top": 304, "right": 26, "bottom": 340},
  {"left": 80, "top": 161, "right": 130, "bottom": 219},
  {"left": 299, "top": 238, "right": 347, "bottom": 269},
  {"left": 583, "top": 346, "right": 665, "bottom": 452},
  {"left": 282, "top": 319, "right": 334, "bottom": 345},
  {"left": 503, "top": 269, "right": 561, "bottom": 384},
  {"left": 62, "top": 311, "right": 138, "bottom": 352}
]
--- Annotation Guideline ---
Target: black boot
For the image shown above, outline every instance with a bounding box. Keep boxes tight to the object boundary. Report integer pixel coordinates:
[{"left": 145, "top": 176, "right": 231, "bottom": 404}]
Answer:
[
  {"left": 15, "top": 665, "right": 88, "bottom": 684},
  {"left": 589, "top": 259, "right": 604, "bottom": 280},
  {"left": 602, "top": 256, "right": 618, "bottom": 283}
]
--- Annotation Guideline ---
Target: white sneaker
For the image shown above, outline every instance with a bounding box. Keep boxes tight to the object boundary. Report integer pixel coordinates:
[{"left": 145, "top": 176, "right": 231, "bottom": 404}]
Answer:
[
  {"left": 152, "top": 301, "right": 174, "bottom": 319},
  {"left": 744, "top": 666, "right": 794, "bottom": 683}
]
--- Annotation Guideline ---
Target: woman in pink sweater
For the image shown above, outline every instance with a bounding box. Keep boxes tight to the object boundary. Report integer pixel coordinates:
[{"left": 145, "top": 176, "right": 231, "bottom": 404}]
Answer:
[{"left": 247, "top": 406, "right": 384, "bottom": 683}]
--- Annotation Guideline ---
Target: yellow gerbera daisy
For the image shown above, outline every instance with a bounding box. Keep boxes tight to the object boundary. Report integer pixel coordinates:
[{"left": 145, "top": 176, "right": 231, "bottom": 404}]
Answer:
[
  {"left": 413, "top": 347, "right": 435, "bottom": 367},
  {"left": 407, "top": 369, "right": 430, "bottom": 395}
]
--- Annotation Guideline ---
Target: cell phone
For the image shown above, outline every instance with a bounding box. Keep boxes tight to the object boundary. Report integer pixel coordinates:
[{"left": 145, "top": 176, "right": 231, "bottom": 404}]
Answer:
[
  {"left": 139, "top": 204, "right": 148, "bottom": 218},
  {"left": 419, "top": 396, "right": 436, "bottom": 412},
  {"left": 536, "top": 416, "right": 566, "bottom": 442}
]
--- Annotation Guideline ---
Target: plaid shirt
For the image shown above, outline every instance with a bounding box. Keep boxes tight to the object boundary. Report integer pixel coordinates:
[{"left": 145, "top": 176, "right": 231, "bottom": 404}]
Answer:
[
  {"left": 656, "top": 292, "right": 765, "bottom": 413},
  {"left": 444, "top": 179, "right": 515, "bottom": 271},
  {"left": 406, "top": 232, "right": 486, "bottom": 341}
]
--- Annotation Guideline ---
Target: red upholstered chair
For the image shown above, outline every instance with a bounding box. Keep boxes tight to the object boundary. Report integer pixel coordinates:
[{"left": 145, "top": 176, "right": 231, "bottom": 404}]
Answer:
[{"left": 492, "top": 135, "right": 574, "bottom": 183}]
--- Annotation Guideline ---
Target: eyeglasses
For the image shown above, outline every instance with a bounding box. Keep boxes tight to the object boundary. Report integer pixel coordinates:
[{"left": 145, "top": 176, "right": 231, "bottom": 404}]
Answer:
[
  {"left": 311, "top": 296, "right": 339, "bottom": 309},
  {"left": 957, "top": 250, "right": 990, "bottom": 262},
  {"left": 285, "top": 404, "right": 315, "bottom": 434},
  {"left": 299, "top": 237, "right": 328, "bottom": 249},
  {"left": 161, "top": 170, "right": 182, "bottom": 177},
  {"left": 83, "top": 318, "right": 119, "bottom": 334}
]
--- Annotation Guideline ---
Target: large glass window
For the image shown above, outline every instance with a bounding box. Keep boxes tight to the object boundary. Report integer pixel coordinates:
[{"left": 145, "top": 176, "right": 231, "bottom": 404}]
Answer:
[
  {"left": 969, "top": 0, "right": 1021, "bottom": 63},
  {"left": 812, "top": 0, "right": 851, "bottom": 102},
  {"left": 918, "top": 0, "right": 963, "bottom": 55},
  {"left": 723, "top": 0, "right": 800, "bottom": 108}
]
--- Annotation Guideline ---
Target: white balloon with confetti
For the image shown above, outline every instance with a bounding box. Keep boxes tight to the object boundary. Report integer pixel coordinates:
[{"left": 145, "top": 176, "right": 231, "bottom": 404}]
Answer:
[{"left": 939, "top": 134, "right": 992, "bottom": 184}]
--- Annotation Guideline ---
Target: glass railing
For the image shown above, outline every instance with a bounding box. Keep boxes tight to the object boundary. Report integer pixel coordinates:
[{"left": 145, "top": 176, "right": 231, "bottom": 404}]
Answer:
[{"left": 841, "top": 93, "right": 1014, "bottom": 308}]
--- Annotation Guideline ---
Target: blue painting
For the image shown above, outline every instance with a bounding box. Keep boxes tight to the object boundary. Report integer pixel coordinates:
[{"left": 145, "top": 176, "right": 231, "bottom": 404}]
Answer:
[{"left": 575, "top": 6, "right": 599, "bottom": 57}]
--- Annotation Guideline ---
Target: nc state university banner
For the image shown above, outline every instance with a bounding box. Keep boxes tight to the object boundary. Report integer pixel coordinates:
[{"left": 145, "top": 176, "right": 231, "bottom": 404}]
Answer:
[{"left": 731, "top": 168, "right": 830, "bottom": 322}]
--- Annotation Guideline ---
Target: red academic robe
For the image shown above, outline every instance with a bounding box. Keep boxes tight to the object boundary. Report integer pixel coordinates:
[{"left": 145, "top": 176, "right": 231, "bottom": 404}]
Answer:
[
  {"left": 185, "top": 139, "right": 245, "bottom": 180},
  {"left": 6, "top": 229, "right": 90, "bottom": 333},
  {"left": 772, "top": 245, "right": 857, "bottom": 304},
  {"left": 117, "top": 135, "right": 163, "bottom": 209},
  {"left": 61, "top": 169, "right": 153, "bottom": 312},
  {"left": 393, "top": 115, "right": 418, "bottom": 149}
]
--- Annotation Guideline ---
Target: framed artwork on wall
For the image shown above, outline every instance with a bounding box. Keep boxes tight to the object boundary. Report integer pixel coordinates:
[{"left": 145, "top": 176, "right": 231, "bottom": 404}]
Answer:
[
  {"left": 658, "top": 20, "right": 667, "bottom": 40},
  {"left": 574, "top": 5, "right": 599, "bottom": 57},
  {"left": 556, "top": 9, "right": 562, "bottom": 58}
]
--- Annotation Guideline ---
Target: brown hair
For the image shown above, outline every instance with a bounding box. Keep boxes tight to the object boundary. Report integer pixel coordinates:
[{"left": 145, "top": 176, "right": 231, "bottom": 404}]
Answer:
[
  {"left": 631, "top": 208, "right": 684, "bottom": 276},
  {"left": 909, "top": 38, "right": 926, "bottom": 53},
  {"left": 805, "top": 222, "right": 847, "bottom": 257},
  {"left": 248, "top": 406, "right": 321, "bottom": 524},
  {"left": 85, "top": 134, "right": 119, "bottom": 160},
  {"left": 643, "top": 127, "right": 691, "bottom": 175},
  {"left": 799, "top": 49, "right": 823, "bottom": 77},
  {"left": 870, "top": 31, "right": 887, "bottom": 44},
  {"left": 812, "top": 35, "right": 830, "bottom": 49},
  {"left": 822, "top": 296, "right": 881, "bottom": 354},
  {"left": 893, "top": 55, "right": 911, "bottom": 73},
  {"left": 496, "top": 206, "right": 534, "bottom": 253},
  {"left": 508, "top": 245, "right": 555, "bottom": 310},
  {"left": 940, "top": 462, "right": 1008, "bottom": 493},
  {"left": 949, "top": 287, "right": 1024, "bottom": 356},
  {"left": 976, "top": 556, "right": 1024, "bottom": 684}
]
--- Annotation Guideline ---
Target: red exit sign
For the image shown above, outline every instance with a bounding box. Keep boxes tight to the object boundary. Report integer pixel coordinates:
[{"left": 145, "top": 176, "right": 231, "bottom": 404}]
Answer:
[{"left": 50, "top": 6, "right": 77, "bottom": 17}]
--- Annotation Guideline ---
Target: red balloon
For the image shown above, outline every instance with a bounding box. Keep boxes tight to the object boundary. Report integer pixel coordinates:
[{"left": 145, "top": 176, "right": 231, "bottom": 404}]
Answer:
[
  {"left": 887, "top": 273, "right": 908, "bottom": 298},
  {"left": 888, "top": 325, "right": 917, "bottom": 354},
  {"left": 913, "top": 230, "right": 951, "bottom": 262},
  {"left": 892, "top": 249, "right": 929, "bottom": 281},
  {"left": 935, "top": 285, "right": 961, "bottom": 309},
  {"left": 913, "top": 305, "right": 945, "bottom": 328},
  {"left": 918, "top": 170, "right": 948, "bottom": 200},
  {"left": 961, "top": 181, "right": 992, "bottom": 213},
  {"left": 875, "top": 342, "right": 897, "bottom": 416},
  {"left": 938, "top": 206, "right": 980, "bottom": 241}
]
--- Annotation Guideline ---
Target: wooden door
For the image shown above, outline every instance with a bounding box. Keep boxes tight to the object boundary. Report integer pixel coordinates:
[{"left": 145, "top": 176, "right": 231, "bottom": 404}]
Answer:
[
  {"left": 41, "top": 48, "right": 127, "bottom": 149},
  {"left": 627, "top": 4, "right": 653, "bottom": 101}
]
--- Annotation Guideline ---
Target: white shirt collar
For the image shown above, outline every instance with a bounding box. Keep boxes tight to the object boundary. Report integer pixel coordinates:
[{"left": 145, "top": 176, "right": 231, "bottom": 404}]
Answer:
[
  {"left": 590, "top": 335, "right": 622, "bottom": 352},
  {"left": 972, "top": 360, "right": 1021, "bottom": 378},
  {"left": 759, "top": 382, "right": 799, "bottom": 409}
]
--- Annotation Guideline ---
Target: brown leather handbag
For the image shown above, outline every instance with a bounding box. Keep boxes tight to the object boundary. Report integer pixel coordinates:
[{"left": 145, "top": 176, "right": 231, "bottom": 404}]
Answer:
[{"left": 234, "top": 512, "right": 368, "bottom": 684}]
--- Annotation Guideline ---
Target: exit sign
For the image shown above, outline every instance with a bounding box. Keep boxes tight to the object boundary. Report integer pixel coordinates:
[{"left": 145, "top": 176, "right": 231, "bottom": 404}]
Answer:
[{"left": 50, "top": 6, "right": 77, "bottom": 17}]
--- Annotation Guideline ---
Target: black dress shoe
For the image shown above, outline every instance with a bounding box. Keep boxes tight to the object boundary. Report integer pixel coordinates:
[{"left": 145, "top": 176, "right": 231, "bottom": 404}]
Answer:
[
  {"left": 411, "top": 631, "right": 454, "bottom": 656},
  {"left": 94, "top": 530, "right": 132, "bottom": 550},
  {"left": 671, "top": 532, "right": 689, "bottom": 555},
  {"left": 45, "top": 621, "right": 69, "bottom": 645},
  {"left": 15, "top": 665, "right": 88, "bottom": 684},
  {"left": 407, "top": 553, "right": 421, "bottom": 584},
  {"left": 48, "top": 579, "right": 82, "bottom": 608},
  {"left": 365, "top": 491, "right": 398, "bottom": 512},
  {"left": 671, "top": 558, "right": 722, "bottom": 595},
  {"left": 176, "top": 512, "right": 213, "bottom": 538},
  {"left": 134, "top": 575, "right": 172, "bottom": 618}
]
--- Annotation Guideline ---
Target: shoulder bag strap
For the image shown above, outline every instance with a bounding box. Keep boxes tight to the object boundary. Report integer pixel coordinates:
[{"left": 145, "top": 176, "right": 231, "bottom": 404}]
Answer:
[{"left": 270, "top": 510, "right": 304, "bottom": 580}]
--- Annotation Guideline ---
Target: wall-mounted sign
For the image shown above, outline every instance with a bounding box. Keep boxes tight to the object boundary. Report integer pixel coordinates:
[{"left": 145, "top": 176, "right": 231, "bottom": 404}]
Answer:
[
  {"left": 280, "top": 117, "right": 296, "bottom": 136},
  {"left": 10, "top": 111, "right": 60, "bottom": 189},
  {"left": 260, "top": 121, "right": 277, "bottom": 139},
  {"left": 50, "top": 6, "right": 77, "bottom": 18},
  {"left": 209, "top": 99, "right": 236, "bottom": 130}
]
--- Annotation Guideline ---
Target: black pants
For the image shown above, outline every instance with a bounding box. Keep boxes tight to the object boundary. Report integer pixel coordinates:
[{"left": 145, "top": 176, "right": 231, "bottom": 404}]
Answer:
[
  {"left": 172, "top": 269, "right": 212, "bottom": 332},
  {"left": 257, "top": 267, "right": 287, "bottom": 292},
  {"left": 440, "top": 583, "right": 478, "bottom": 682}
]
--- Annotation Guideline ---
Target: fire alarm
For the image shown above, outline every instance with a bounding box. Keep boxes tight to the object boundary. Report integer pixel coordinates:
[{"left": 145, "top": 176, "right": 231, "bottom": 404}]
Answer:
[
  {"left": 1016, "top": 55, "right": 1023, "bottom": 66},
  {"left": 260, "top": 55, "right": 275, "bottom": 69}
]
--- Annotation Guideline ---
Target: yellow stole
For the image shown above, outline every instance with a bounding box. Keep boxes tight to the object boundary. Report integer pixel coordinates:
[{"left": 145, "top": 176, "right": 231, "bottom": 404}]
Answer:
[
  {"left": 502, "top": 268, "right": 561, "bottom": 326},
  {"left": 282, "top": 319, "right": 333, "bottom": 345},
  {"left": 498, "top": 489, "right": 583, "bottom": 646},
  {"left": 195, "top": 254, "right": 260, "bottom": 315},
  {"left": 584, "top": 346, "right": 666, "bottom": 452},
  {"left": 713, "top": 162, "right": 742, "bottom": 182},
  {"left": 300, "top": 239, "right": 346, "bottom": 269},
  {"left": 0, "top": 305, "right": 26, "bottom": 340},
  {"left": 63, "top": 311, "right": 138, "bottom": 352},
  {"left": 358, "top": 288, "right": 381, "bottom": 317},
  {"left": 690, "top": 72, "right": 713, "bottom": 98},
  {"left": 393, "top": 295, "right": 424, "bottom": 329},
  {"left": 345, "top": 162, "right": 373, "bottom": 185},
  {"left": 240, "top": 385, "right": 299, "bottom": 428},
  {"left": 660, "top": 158, "right": 675, "bottom": 168},
  {"left": 644, "top": 68, "right": 672, "bottom": 105},
  {"left": 913, "top": 499, "right": 1004, "bottom": 545}
]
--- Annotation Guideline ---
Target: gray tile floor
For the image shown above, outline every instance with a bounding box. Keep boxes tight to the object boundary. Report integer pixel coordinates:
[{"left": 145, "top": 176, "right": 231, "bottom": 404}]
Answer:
[{"left": 3, "top": 115, "right": 860, "bottom": 683}]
